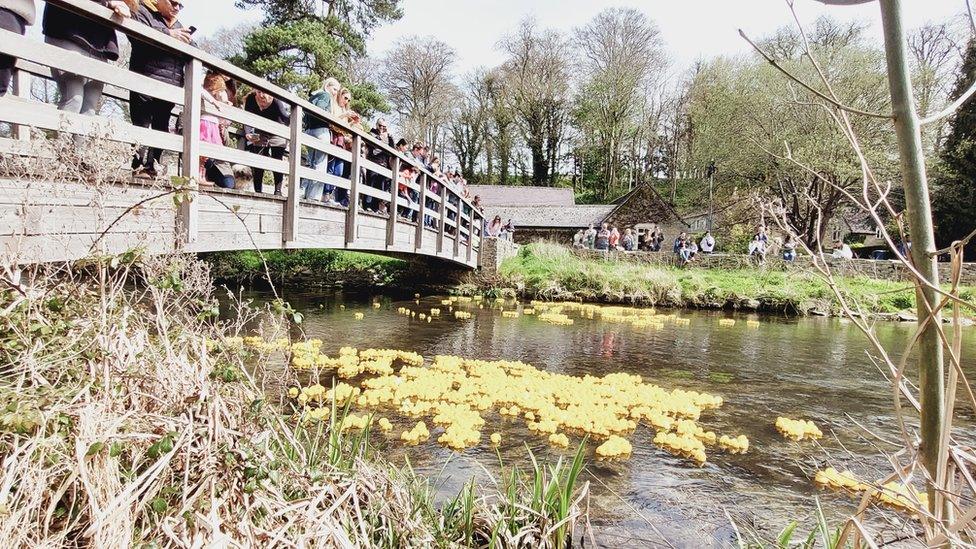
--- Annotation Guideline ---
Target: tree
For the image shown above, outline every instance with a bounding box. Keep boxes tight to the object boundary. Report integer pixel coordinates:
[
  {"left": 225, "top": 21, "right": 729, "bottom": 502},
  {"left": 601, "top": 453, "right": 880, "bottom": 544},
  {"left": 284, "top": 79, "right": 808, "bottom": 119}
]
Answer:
[
  {"left": 684, "top": 17, "right": 893, "bottom": 246},
  {"left": 197, "top": 22, "right": 259, "bottom": 60},
  {"left": 449, "top": 71, "right": 492, "bottom": 179},
  {"left": 572, "top": 8, "right": 667, "bottom": 199},
  {"left": 498, "top": 19, "right": 571, "bottom": 186},
  {"left": 232, "top": 0, "right": 400, "bottom": 114},
  {"left": 380, "top": 36, "right": 457, "bottom": 151},
  {"left": 933, "top": 38, "right": 976, "bottom": 257}
]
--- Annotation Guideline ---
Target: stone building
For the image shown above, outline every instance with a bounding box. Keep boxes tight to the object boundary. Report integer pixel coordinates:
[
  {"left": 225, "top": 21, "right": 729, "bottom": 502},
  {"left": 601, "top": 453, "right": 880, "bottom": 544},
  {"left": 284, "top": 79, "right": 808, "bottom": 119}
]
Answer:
[{"left": 469, "top": 183, "right": 689, "bottom": 245}]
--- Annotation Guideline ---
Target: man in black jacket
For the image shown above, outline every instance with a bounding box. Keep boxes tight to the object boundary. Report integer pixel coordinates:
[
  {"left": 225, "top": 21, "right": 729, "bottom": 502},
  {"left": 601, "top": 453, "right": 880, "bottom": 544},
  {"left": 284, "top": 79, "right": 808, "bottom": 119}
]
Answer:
[{"left": 130, "top": 0, "right": 191, "bottom": 177}]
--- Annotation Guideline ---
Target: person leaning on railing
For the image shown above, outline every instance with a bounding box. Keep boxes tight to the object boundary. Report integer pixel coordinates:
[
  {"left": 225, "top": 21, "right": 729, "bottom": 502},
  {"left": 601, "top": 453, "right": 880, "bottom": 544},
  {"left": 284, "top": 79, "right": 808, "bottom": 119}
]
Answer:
[
  {"left": 129, "top": 0, "right": 191, "bottom": 178},
  {"left": 41, "top": 0, "right": 135, "bottom": 117},
  {"left": 0, "top": 0, "right": 35, "bottom": 96},
  {"left": 301, "top": 76, "right": 340, "bottom": 202},
  {"left": 243, "top": 88, "right": 290, "bottom": 195}
]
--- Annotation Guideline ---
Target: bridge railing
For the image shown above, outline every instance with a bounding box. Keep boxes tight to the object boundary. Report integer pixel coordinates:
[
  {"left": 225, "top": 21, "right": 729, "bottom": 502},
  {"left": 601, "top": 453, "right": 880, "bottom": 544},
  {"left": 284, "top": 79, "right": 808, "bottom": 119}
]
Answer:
[{"left": 0, "top": 0, "right": 482, "bottom": 266}]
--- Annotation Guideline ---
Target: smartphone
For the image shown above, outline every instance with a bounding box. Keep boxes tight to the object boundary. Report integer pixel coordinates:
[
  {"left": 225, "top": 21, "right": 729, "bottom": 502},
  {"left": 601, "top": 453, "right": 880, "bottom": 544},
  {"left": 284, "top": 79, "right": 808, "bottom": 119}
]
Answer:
[{"left": 187, "top": 26, "right": 197, "bottom": 34}]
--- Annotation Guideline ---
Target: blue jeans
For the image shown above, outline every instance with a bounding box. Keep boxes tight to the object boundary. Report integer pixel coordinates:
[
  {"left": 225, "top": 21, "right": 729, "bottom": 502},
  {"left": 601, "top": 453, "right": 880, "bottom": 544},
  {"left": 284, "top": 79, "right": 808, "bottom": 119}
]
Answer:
[{"left": 301, "top": 127, "right": 331, "bottom": 201}]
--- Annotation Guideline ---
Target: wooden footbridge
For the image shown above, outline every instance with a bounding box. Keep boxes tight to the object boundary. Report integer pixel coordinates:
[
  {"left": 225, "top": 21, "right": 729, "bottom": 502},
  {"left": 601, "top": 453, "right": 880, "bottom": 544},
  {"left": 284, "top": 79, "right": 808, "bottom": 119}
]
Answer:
[{"left": 0, "top": 0, "right": 483, "bottom": 267}]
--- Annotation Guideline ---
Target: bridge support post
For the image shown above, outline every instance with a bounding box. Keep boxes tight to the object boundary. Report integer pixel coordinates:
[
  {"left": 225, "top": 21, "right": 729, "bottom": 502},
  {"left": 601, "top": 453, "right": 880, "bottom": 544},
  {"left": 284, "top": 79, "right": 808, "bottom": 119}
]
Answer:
[
  {"left": 437, "top": 185, "right": 447, "bottom": 255},
  {"left": 283, "top": 104, "right": 302, "bottom": 245},
  {"left": 467, "top": 212, "right": 477, "bottom": 264},
  {"left": 344, "top": 134, "right": 361, "bottom": 246},
  {"left": 386, "top": 156, "right": 400, "bottom": 248},
  {"left": 415, "top": 173, "right": 427, "bottom": 252},
  {"left": 12, "top": 69, "right": 31, "bottom": 141},
  {"left": 178, "top": 58, "right": 202, "bottom": 246}
]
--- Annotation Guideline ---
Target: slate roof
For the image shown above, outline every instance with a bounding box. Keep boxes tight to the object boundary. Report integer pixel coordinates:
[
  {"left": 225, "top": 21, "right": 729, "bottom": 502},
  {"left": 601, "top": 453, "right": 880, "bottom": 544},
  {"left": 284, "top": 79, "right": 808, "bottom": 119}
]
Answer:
[
  {"left": 484, "top": 205, "right": 617, "bottom": 228},
  {"left": 469, "top": 185, "right": 576, "bottom": 207}
]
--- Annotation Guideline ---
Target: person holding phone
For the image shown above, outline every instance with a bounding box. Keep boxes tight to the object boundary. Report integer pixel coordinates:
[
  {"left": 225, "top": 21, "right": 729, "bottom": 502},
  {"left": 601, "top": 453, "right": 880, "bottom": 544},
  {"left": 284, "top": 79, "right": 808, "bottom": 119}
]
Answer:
[{"left": 130, "top": 0, "right": 191, "bottom": 177}]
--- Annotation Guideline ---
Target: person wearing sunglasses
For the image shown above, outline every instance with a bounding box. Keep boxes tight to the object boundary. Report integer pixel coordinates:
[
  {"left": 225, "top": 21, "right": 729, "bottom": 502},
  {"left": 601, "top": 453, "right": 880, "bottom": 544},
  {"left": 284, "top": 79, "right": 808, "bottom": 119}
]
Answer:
[{"left": 130, "top": 0, "right": 193, "bottom": 177}]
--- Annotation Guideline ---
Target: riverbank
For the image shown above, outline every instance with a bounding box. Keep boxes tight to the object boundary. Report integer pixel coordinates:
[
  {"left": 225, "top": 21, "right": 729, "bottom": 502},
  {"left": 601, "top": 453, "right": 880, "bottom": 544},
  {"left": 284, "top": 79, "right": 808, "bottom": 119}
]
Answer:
[
  {"left": 470, "top": 242, "right": 976, "bottom": 319},
  {"left": 0, "top": 255, "right": 586, "bottom": 547}
]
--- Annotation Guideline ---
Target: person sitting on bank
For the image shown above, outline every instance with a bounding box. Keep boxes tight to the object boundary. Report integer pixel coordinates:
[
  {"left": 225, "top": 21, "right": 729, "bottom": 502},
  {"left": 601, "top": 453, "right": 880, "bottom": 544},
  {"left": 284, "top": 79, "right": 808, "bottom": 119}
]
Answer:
[
  {"left": 573, "top": 229, "right": 585, "bottom": 248},
  {"left": 595, "top": 223, "right": 611, "bottom": 251},
  {"left": 622, "top": 228, "right": 636, "bottom": 251},
  {"left": 749, "top": 234, "right": 767, "bottom": 265},
  {"left": 700, "top": 231, "right": 715, "bottom": 254},
  {"left": 782, "top": 237, "right": 797, "bottom": 262},
  {"left": 584, "top": 225, "right": 597, "bottom": 249}
]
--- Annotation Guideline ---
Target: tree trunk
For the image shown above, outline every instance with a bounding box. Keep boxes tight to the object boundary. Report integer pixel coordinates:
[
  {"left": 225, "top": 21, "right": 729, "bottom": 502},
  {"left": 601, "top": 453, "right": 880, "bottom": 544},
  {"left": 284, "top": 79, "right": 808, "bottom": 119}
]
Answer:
[{"left": 880, "top": 0, "right": 946, "bottom": 518}]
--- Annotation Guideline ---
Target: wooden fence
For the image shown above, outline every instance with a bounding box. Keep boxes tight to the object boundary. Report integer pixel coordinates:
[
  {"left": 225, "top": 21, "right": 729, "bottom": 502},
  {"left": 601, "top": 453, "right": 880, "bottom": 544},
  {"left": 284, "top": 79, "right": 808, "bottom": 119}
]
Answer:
[{"left": 0, "top": 0, "right": 482, "bottom": 267}]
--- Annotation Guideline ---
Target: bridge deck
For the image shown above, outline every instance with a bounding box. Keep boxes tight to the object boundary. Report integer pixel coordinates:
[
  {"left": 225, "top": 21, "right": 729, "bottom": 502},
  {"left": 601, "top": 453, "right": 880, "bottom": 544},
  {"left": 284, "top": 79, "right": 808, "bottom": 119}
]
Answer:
[{"left": 0, "top": 0, "right": 482, "bottom": 268}]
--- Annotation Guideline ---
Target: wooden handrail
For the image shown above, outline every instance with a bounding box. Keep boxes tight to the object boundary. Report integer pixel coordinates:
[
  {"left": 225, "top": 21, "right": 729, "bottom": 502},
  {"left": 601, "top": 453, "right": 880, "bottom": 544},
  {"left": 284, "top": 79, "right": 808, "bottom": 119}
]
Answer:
[
  {"left": 0, "top": 0, "right": 482, "bottom": 267},
  {"left": 44, "top": 0, "right": 482, "bottom": 225}
]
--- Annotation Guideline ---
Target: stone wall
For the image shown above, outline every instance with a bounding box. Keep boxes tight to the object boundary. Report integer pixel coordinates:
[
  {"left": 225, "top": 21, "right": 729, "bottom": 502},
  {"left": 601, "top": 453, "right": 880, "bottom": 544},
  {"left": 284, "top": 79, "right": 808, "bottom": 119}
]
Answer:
[
  {"left": 513, "top": 228, "right": 577, "bottom": 246},
  {"left": 570, "top": 249, "right": 976, "bottom": 285},
  {"left": 480, "top": 237, "right": 521, "bottom": 273}
]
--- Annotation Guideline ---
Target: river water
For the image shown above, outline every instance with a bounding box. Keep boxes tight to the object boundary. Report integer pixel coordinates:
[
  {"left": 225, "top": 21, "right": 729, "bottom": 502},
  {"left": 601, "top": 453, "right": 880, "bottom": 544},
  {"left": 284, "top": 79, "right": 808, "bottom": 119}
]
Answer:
[{"left": 247, "top": 290, "right": 976, "bottom": 548}]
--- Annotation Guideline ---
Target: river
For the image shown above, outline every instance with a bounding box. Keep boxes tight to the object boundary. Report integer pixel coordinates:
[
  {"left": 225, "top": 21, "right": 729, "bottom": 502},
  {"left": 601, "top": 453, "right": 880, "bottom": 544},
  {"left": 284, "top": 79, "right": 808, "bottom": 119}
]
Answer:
[{"left": 244, "top": 290, "right": 976, "bottom": 548}]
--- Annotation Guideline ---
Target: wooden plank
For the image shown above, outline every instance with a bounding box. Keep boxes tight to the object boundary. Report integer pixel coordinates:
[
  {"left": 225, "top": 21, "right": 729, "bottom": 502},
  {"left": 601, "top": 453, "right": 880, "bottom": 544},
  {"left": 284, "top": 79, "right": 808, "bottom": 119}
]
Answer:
[
  {"left": 283, "top": 104, "right": 302, "bottom": 244},
  {"left": 360, "top": 157, "right": 392, "bottom": 179},
  {"left": 203, "top": 101, "right": 290, "bottom": 140},
  {"left": 1, "top": 203, "right": 175, "bottom": 236},
  {"left": 294, "top": 166, "right": 352, "bottom": 191},
  {"left": 179, "top": 59, "right": 202, "bottom": 246},
  {"left": 415, "top": 173, "right": 427, "bottom": 251},
  {"left": 0, "top": 96, "right": 182, "bottom": 152},
  {"left": 344, "top": 134, "right": 361, "bottom": 246},
  {"left": 0, "top": 29, "right": 183, "bottom": 105},
  {"left": 301, "top": 134, "right": 353, "bottom": 162},
  {"left": 12, "top": 69, "right": 31, "bottom": 141},
  {"left": 14, "top": 59, "right": 132, "bottom": 105},
  {"left": 1, "top": 231, "right": 177, "bottom": 264},
  {"left": 199, "top": 142, "right": 289, "bottom": 174},
  {"left": 386, "top": 156, "right": 400, "bottom": 247},
  {"left": 437, "top": 184, "right": 447, "bottom": 254},
  {"left": 357, "top": 183, "right": 390, "bottom": 201}
]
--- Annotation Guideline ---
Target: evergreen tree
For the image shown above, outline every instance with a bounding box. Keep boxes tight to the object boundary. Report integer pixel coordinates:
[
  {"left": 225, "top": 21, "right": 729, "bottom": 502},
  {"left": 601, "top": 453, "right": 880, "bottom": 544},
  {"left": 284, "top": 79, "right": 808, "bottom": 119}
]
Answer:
[
  {"left": 232, "top": 0, "right": 400, "bottom": 116},
  {"left": 933, "top": 39, "right": 976, "bottom": 256}
]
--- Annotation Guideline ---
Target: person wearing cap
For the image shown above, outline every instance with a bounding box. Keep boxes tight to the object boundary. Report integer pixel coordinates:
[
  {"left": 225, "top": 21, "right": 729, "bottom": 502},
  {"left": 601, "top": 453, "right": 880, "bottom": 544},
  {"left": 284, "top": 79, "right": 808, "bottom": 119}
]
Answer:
[{"left": 0, "top": 0, "right": 36, "bottom": 96}]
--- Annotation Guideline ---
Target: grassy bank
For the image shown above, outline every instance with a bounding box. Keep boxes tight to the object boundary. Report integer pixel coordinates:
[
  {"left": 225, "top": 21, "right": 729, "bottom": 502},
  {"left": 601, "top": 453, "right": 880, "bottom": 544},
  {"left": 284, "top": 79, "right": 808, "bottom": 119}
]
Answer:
[
  {"left": 484, "top": 242, "right": 975, "bottom": 317},
  {"left": 0, "top": 254, "right": 586, "bottom": 546},
  {"left": 203, "top": 249, "right": 411, "bottom": 289}
]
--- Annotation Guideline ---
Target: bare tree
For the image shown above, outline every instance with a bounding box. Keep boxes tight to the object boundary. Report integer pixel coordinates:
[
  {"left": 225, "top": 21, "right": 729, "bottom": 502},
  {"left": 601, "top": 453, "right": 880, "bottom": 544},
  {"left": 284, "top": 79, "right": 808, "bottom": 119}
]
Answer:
[
  {"left": 498, "top": 18, "right": 571, "bottom": 186},
  {"left": 380, "top": 36, "right": 457, "bottom": 151},
  {"left": 449, "top": 71, "right": 493, "bottom": 179},
  {"left": 572, "top": 8, "right": 667, "bottom": 198},
  {"left": 197, "top": 22, "right": 260, "bottom": 60}
]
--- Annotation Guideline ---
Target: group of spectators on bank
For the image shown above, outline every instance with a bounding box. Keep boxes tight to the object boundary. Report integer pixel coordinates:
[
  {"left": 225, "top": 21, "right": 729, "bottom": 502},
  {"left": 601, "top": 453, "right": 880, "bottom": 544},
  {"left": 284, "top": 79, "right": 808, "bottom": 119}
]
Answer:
[{"left": 0, "top": 0, "right": 478, "bottom": 236}]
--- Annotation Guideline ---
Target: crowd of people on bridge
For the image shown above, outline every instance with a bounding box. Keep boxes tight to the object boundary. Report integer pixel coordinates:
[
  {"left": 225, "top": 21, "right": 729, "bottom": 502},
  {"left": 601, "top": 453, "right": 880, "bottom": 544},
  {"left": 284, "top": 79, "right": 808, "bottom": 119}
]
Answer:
[{"left": 0, "top": 0, "right": 480, "bottom": 241}]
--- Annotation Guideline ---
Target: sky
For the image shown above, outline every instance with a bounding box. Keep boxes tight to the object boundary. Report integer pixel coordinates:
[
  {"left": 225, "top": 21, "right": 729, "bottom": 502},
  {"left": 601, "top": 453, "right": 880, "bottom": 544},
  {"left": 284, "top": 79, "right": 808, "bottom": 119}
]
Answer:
[{"left": 180, "top": 0, "right": 968, "bottom": 74}]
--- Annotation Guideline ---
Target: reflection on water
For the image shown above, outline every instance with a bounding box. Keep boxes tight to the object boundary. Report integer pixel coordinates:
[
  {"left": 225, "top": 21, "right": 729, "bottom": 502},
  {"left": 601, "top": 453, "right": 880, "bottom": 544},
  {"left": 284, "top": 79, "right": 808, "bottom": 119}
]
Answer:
[{"left": 250, "top": 290, "right": 976, "bottom": 548}]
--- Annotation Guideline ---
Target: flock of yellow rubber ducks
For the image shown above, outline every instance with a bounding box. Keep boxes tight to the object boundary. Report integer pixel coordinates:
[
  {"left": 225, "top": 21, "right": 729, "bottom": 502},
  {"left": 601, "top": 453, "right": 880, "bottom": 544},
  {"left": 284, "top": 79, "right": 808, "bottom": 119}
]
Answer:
[
  {"left": 337, "top": 295, "right": 765, "bottom": 333},
  {"left": 213, "top": 330, "right": 931, "bottom": 516},
  {"left": 776, "top": 417, "right": 824, "bottom": 441},
  {"left": 814, "top": 468, "right": 929, "bottom": 514},
  {"left": 229, "top": 337, "right": 758, "bottom": 466}
]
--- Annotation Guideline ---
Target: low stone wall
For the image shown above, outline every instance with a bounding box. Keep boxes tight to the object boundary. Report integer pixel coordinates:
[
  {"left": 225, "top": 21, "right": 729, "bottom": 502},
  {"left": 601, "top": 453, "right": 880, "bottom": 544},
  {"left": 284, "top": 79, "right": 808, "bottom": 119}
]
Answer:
[
  {"left": 570, "top": 249, "right": 976, "bottom": 285},
  {"left": 480, "top": 237, "right": 520, "bottom": 273}
]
